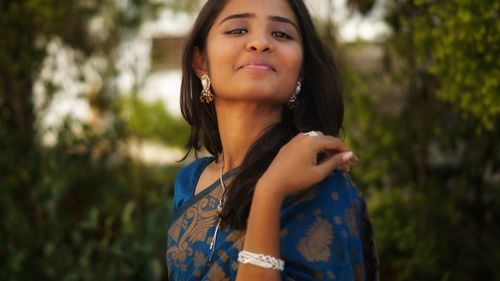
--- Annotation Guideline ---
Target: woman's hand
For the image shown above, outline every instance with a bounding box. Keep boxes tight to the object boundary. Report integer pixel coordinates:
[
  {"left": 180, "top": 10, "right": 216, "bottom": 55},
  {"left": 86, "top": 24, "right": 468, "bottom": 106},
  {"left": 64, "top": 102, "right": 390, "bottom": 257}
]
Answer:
[
  {"left": 239, "top": 132, "right": 356, "bottom": 280},
  {"left": 257, "top": 131, "right": 358, "bottom": 200}
]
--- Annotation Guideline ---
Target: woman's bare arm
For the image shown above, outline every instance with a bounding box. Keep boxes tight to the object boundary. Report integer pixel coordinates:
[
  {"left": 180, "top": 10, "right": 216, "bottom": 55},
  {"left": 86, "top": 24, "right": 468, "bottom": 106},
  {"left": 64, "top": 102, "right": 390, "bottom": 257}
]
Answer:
[
  {"left": 235, "top": 133, "right": 358, "bottom": 280},
  {"left": 235, "top": 178, "right": 284, "bottom": 280}
]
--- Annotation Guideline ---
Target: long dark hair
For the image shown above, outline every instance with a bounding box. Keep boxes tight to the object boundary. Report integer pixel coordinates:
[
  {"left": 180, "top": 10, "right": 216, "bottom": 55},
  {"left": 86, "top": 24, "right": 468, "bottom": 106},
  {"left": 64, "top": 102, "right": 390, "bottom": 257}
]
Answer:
[{"left": 180, "top": 0, "right": 343, "bottom": 230}]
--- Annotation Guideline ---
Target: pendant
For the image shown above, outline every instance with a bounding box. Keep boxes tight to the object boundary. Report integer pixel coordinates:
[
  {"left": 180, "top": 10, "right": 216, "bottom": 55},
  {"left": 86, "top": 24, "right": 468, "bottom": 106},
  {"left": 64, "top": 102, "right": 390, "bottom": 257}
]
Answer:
[
  {"left": 217, "top": 198, "right": 224, "bottom": 213},
  {"left": 209, "top": 218, "right": 222, "bottom": 261}
]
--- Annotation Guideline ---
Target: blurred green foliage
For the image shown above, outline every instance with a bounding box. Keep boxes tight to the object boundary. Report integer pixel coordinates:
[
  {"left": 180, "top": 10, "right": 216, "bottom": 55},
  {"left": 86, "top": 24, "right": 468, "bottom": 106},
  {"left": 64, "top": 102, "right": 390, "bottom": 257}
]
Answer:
[
  {"left": 391, "top": 0, "right": 500, "bottom": 129},
  {"left": 344, "top": 0, "right": 500, "bottom": 280},
  {"left": 0, "top": 0, "right": 190, "bottom": 280},
  {"left": 117, "top": 95, "right": 190, "bottom": 148},
  {"left": 1, "top": 120, "right": 179, "bottom": 280}
]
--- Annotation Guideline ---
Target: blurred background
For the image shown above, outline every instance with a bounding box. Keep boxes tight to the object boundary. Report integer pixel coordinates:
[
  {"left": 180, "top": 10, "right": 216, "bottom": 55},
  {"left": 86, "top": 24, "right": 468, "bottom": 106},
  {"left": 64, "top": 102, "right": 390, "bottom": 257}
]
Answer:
[{"left": 1, "top": 0, "right": 499, "bottom": 280}]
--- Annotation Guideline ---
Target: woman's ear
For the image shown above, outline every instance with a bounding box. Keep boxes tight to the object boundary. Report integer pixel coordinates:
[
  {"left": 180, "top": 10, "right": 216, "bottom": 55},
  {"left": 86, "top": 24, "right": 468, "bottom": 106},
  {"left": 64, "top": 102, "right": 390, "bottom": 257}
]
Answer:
[{"left": 192, "top": 47, "right": 208, "bottom": 78}]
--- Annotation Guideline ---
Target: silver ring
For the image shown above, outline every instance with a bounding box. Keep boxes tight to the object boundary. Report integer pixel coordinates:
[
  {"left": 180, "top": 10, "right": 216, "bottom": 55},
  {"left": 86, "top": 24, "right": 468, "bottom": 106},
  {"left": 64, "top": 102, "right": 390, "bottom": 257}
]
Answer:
[{"left": 304, "top": 131, "right": 319, "bottom": 137}]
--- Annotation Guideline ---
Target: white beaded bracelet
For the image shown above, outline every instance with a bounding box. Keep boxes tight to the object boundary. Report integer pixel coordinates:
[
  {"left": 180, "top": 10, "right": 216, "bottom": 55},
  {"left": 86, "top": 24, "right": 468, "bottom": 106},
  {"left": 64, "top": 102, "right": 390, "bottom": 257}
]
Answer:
[{"left": 237, "top": 250, "right": 285, "bottom": 271}]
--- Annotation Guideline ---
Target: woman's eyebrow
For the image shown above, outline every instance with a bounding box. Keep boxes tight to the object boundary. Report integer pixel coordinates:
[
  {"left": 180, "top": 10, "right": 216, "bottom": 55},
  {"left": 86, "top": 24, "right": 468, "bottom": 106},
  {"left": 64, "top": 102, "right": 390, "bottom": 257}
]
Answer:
[
  {"left": 219, "top": 13, "right": 299, "bottom": 32},
  {"left": 219, "top": 13, "right": 255, "bottom": 26},
  {"left": 268, "top": 15, "right": 299, "bottom": 33}
]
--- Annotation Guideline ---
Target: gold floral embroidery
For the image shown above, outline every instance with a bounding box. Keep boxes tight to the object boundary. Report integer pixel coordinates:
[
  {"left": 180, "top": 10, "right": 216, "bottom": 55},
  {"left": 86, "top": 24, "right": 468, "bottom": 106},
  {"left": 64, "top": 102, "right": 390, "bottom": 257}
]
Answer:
[
  {"left": 167, "top": 186, "right": 220, "bottom": 266},
  {"left": 166, "top": 243, "right": 192, "bottom": 266},
  {"left": 344, "top": 208, "right": 359, "bottom": 237},
  {"left": 331, "top": 191, "right": 339, "bottom": 201},
  {"left": 219, "top": 251, "right": 229, "bottom": 263},
  {"left": 180, "top": 264, "right": 187, "bottom": 272},
  {"left": 342, "top": 172, "right": 355, "bottom": 188},
  {"left": 295, "top": 212, "right": 305, "bottom": 220},
  {"left": 226, "top": 230, "right": 244, "bottom": 243},
  {"left": 231, "top": 261, "right": 239, "bottom": 271},
  {"left": 315, "top": 271, "right": 325, "bottom": 279},
  {"left": 169, "top": 222, "right": 181, "bottom": 241},
  {"left": 234, "top": 235, "right": 244, "bottom": 250},
  {"left": 186, "top": 197, "right": 219, "bottom": 242},
  {"left": 194, "top": 250, "right": 206, "bottom": 268},
  {"left": 207, "top": 263, "right": 229, "bottom": 281},
  {"left": 334, "top": 216, "right": 342, "bottom": 225},
  {"left": 289, "top": 188, "right": 317, "bottom": 206},
  {"left": 298, "top": 217, "right": 333, "bottom": 262}
]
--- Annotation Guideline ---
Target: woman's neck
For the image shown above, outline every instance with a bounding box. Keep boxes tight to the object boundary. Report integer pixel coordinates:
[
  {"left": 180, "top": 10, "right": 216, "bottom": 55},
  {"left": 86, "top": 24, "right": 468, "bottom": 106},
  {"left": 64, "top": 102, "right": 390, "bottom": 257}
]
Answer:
[{"left": 215, "top": 101, "right": 282, "bottom": 172}]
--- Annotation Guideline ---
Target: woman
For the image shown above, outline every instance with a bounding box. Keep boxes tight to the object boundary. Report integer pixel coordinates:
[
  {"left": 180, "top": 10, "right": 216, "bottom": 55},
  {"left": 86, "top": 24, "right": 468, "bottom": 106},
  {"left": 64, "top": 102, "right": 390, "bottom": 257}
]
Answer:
[{"left": 166, "top": 0, "right": 379, "bottom": 280}]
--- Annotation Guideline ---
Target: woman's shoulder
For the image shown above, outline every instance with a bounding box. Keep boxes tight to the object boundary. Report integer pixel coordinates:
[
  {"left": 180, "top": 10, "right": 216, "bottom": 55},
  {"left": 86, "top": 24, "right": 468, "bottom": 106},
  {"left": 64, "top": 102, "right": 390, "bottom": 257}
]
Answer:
[
  {"left": 279, "top": 170, "right": 378, "bottom": 280},
  {"left": 172, "top": 156, "right": 215, "bottom": 212},
  {"left": 175, "top": 156, "right": 215, "bottom": 183},
  {"left": 282, "top": 169, "right": 365, "bottom": 216},
  {"left": 319, "top": 169, "right": 363, "bottom": 201}
]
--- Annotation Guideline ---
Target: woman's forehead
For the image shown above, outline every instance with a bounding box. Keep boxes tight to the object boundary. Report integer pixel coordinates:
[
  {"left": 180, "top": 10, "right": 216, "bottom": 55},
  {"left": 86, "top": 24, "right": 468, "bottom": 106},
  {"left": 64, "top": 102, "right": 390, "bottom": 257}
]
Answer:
[{"left": 215, "top": 0, "right": 298, "bottom": 25}]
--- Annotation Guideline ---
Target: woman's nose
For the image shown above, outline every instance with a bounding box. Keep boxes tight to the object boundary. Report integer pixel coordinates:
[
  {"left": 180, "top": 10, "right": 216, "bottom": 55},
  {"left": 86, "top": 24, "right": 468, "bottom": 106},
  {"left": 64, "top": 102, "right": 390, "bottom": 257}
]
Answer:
[{"left": 246, "top": 32, "right": 272, "bottom": 53}]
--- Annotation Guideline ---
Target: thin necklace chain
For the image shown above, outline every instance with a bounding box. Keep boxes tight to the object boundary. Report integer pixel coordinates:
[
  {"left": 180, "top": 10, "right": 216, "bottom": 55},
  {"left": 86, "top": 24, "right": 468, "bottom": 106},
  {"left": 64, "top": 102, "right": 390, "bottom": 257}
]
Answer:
[
  {"left": 209, "top": 153, "right": 225, "bottom": 261},
  {"left": 218, "top": 153, "right": 227, "bottom": 208}
]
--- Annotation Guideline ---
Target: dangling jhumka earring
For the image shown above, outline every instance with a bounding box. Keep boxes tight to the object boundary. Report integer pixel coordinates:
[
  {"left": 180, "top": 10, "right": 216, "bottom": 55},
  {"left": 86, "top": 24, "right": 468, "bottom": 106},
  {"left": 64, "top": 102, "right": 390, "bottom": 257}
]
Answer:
[
  {"left": 199, "top": 75, "right": 214, "bottom": 103},
  {"left": 287, "top": 81, "right": 302, "bottom": 109}
]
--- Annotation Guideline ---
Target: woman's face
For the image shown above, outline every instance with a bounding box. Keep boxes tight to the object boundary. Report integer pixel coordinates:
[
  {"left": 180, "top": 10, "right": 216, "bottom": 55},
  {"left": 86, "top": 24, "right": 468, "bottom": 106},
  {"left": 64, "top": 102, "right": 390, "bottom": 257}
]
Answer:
[{"left": 197, "top": 0, "right": 303, "bottom": 105}]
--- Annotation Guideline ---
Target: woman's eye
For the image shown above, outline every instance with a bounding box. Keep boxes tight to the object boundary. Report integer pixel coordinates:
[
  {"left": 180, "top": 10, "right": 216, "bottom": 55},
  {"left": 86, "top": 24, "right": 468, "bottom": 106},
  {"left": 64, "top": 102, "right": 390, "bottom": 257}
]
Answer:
[
  {"left": 272, "top": 31, "right": 292, "bottom": 39},
  {"left": 226, "top": 28, "right": 248, "bottom": 35}
]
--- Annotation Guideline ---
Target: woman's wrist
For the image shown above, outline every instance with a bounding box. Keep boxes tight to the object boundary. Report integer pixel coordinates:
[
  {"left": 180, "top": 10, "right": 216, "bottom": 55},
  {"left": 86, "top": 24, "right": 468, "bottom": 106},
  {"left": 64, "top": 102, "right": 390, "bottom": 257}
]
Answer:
[
  {"left": 255, "top": 176, "right": 287, "bottom": 204},
  {"left": 237, "top": 178, "right": 283, "bottom": 280}
]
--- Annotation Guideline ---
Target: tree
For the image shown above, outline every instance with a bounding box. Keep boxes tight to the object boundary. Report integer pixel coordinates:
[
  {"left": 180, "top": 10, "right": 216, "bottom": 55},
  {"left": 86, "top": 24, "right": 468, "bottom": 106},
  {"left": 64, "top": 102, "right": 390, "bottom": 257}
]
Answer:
[
  {"left": 0, "top": 1, "right": 194, "bottom": 280},
  {"left": 342, "top": 0, "right": 500, "bottom": 280}
]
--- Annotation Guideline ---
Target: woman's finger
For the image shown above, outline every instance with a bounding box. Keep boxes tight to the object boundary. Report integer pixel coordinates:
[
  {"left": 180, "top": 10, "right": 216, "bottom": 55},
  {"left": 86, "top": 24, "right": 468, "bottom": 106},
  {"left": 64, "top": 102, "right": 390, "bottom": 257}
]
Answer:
[
  {"left": 314, "top": 151, "right": 355, "bottom": 175},
  {"left": 307, "top": 135, "right": 350, "bottom": 154}
]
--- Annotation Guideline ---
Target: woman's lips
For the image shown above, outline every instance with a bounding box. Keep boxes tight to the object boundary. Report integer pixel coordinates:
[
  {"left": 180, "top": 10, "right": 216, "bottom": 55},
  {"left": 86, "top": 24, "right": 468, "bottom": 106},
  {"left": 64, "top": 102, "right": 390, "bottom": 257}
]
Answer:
[{"left": 239, "top": 63, "right": 275, "bottom": 72}]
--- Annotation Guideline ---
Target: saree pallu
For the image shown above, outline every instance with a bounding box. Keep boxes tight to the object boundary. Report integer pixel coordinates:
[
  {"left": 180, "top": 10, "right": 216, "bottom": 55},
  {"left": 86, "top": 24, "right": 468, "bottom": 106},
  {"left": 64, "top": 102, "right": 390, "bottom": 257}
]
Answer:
[{"left": 166, "top": 157, "right": 379, "bottom": 281}]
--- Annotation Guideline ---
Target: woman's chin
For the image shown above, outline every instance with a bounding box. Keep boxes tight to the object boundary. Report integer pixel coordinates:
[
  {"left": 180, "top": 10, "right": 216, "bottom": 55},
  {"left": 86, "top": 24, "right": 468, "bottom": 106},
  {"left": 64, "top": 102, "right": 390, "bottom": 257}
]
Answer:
[{"left": 218, "top": 93, "right": 287, "bottom": 105}]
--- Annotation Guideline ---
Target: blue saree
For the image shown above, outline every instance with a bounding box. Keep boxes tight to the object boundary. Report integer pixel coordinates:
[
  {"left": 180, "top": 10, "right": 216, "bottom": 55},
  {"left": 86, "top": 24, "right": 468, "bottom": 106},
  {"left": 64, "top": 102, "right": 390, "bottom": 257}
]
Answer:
[{"left": 166, "top": 157, "right": 379, "bottom": 281}]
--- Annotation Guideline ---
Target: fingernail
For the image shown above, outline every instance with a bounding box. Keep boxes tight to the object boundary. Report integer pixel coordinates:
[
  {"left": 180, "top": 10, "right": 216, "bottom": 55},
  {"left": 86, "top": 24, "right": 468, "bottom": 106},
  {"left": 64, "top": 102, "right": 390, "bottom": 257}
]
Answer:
[{"left": 342, "top": 151, "right": 354, "bottom": 163}]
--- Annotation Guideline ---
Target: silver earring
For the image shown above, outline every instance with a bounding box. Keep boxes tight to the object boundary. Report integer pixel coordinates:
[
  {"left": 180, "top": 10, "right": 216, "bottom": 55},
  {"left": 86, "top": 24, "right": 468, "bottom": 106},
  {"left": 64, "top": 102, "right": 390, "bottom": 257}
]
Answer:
[
  {"left": 200, "top": 75, "right": 214, "bottom": 103},
  {"left": 287, "top": 81, "right": 301, "bottom": 109}
]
